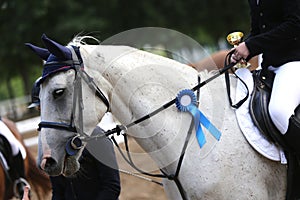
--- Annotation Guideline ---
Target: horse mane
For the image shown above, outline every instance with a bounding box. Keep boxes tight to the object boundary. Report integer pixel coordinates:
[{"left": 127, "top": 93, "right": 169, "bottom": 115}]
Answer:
[{"left": 1, "top": 117, "right": 51, "bottom": 199}]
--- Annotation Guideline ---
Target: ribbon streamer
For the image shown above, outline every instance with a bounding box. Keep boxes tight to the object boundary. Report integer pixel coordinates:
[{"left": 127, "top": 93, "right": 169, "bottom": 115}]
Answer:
[{"left": 176, "top": 89, "right": 221, "bottom": 148}]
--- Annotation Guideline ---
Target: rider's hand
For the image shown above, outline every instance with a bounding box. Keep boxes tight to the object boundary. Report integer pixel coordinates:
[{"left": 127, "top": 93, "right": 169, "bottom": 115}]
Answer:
[
  {"left": 22, "top": 186, "right": 30, "bottom": 200},
  {"left": 230, "top": 42, "right": 250, "bottom": 63}
]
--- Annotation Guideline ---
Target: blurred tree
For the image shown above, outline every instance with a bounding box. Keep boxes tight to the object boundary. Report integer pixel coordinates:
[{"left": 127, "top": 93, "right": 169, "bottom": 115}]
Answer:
[
  {"left": 0, "top": 0, "right": 250, "bottom": 100},
  {"left": 0, "top": 0, "right": 48, "bottom": 99}
]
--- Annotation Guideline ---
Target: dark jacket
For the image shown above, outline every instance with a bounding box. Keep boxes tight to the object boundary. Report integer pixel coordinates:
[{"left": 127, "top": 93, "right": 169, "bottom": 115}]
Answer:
[
  {"left": 245, "top": 0, "right": 300, "bottom": 68},
  {"left": 50, "top": 134, "right": 120, "bottom": 200}
]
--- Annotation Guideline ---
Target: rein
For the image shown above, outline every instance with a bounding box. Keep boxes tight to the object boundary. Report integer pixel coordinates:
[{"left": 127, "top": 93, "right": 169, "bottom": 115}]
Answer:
[
  {"left": 224, "top": 52, "right": 249, "bottom": 109},
  {"left": 101, "top": 51, "right": 237, "bottom": 138},
  {"left": 110, "top": 120, "right": 195, "bottom": 199}
]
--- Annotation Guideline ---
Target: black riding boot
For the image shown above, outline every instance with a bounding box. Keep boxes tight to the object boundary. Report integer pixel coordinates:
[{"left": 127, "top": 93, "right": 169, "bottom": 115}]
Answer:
[
  {"left": 283, "top": 115, "right": 300, "bottom": 200},
  {"left": 283, "top": 115, "right": 300, "bottom": 153}
]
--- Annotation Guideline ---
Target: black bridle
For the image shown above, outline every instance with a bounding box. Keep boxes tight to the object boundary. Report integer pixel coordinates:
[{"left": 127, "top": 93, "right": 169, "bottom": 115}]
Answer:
[{"left": 38, "top": 46, "right": 110, "bottom": 148}]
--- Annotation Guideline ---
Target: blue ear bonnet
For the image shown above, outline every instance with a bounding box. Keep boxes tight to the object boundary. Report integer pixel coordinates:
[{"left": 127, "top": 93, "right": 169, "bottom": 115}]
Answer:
[
  {"left": 39, "top": 46, "right": 82, "bottom": 85},
  {"left": 25, "top": 34, "right": 82, "bottom": 86}
]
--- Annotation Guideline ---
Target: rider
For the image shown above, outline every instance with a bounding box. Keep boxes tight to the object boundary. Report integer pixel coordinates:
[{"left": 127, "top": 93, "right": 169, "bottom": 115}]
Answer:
[
  {"left": 28, "top": 77, "right": 42, "bottom": 110},
  {"left": 231, "top": 0, "right": 300, "bottom": 152},
  {"left": 27, "top": 78, "right": 121, "bottom": 200}
]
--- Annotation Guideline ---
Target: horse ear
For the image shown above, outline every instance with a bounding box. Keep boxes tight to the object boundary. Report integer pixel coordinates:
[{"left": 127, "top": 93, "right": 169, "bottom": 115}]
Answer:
[
  {"left": 41, "top": 34, "right": 72, "bottom": 60},
  {"left": 25, "top": 43, "right": 50, "bottom": 61}
]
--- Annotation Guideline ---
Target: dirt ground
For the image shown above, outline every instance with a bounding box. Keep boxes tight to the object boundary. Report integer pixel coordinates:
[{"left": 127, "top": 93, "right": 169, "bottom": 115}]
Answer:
[{"left": 26, "top": 135, "right": 167, "bottom": 200}]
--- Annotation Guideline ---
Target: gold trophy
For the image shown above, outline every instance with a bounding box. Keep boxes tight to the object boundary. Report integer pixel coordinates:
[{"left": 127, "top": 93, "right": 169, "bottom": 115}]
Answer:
[{"left": 227, "top": 31, "right": 250, "bottom": 68}]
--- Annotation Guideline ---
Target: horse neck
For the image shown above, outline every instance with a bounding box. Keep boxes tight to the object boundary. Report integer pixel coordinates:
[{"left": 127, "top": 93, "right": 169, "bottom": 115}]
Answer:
[
  {"left": 80, "top": 45, "right": 115, "bottom": 132},
  {"left": 88, "top": 45, "right": 214, "bottom": 169}
]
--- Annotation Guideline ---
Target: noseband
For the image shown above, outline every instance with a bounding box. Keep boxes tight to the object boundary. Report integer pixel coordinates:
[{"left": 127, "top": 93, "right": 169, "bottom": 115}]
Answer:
[{"left": 38, "top": 46, "right": 110, "bottom": 143}]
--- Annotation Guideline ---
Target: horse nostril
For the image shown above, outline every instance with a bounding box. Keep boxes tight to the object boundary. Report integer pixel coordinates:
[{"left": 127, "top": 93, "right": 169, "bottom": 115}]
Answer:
[{"left": 40, "top": 157, "right": 57, "bottom": 170}]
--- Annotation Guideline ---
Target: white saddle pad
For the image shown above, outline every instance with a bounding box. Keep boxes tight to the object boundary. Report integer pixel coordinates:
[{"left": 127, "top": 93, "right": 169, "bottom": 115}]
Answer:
[
  {"left": 0, "top": 120, "right": 26, "bottom": 159},
  {"left": 234, "top": 68, "right": 286, "bottom": 164},
  {"left": 0, "top": 151, "right": 9, "bottom": 170}
]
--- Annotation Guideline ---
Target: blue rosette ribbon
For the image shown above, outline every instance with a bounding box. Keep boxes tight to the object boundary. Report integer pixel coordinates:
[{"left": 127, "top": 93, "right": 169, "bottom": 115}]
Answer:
[{"left": 175, "top": 89, "right": 221, "bottom": 148}]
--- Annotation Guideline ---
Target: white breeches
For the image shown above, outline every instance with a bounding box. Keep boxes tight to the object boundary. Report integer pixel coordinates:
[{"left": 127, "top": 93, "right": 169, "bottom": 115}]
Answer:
[{"left": 268, "top": 61, "right": 300, "bottom": 134}]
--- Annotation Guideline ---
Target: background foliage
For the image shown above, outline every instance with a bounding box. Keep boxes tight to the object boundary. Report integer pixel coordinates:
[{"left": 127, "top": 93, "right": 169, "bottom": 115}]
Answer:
[{"left": 0, "top": 0, "right": 250, "bottom": 100}]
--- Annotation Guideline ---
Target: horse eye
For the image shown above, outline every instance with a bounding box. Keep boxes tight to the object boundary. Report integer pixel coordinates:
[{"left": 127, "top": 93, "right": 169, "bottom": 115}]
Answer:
[{"left": 53, "top": 88, "right": 65, "bottom": 99}]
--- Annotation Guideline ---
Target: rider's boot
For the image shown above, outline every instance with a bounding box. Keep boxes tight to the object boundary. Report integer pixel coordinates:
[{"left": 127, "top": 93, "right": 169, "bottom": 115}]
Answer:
[
  {"left": 283, "top": 115, "right": 300, "bottom": 200},
  {"left": 283, "top": 115, "right": 300, "bottom": 153}
]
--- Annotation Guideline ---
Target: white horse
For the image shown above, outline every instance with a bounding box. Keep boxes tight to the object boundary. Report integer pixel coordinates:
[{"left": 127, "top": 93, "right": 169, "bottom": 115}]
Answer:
[{"left": 27, "top": 35, "right": 287, "bottom": 199}]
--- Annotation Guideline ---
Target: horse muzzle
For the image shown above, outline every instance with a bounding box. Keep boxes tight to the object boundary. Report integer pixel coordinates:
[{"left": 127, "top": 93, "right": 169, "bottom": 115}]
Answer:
[{"left": 39, "top": 134, "right": 83, "bottom": 176}]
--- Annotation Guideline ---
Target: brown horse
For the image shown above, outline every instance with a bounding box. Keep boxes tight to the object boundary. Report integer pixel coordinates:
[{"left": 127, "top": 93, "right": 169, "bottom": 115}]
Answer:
[{"left": 0, "top": 117, "right": 51, "bottom": 200}]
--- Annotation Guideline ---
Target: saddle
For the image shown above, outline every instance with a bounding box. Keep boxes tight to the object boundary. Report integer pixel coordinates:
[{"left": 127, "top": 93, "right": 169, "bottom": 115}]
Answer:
[
  {"left": 0, "top": 134, "right": 14, "bottom": 199},
  {"left": 0, "top": 134, "right": 13, "bottom": 174},
  {"left": 249, "top": 69, "right": 300, "bottom": 200},
  {"left": 0, "top": 134, "right": 28, "bottom": 199}
]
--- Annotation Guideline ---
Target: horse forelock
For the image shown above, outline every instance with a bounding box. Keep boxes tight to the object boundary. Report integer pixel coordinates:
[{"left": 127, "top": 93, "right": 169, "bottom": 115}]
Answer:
[{"left": 68, "top": 35, "right": 100, "bottom": 46}]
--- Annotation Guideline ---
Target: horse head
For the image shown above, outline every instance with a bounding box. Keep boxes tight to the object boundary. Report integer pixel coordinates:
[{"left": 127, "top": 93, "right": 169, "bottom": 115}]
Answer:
[{"left": 26, "top": 35, "right": 109, "bottom": 176}]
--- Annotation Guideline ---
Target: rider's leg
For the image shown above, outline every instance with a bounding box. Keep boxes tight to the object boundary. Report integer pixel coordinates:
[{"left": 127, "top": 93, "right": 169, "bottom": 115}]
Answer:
[
  {"left": 268, "top": 61, "right": 300, "bottom": 152},
  {"left": 284, "top": 115, "right": 300, "bottom": 153}
]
